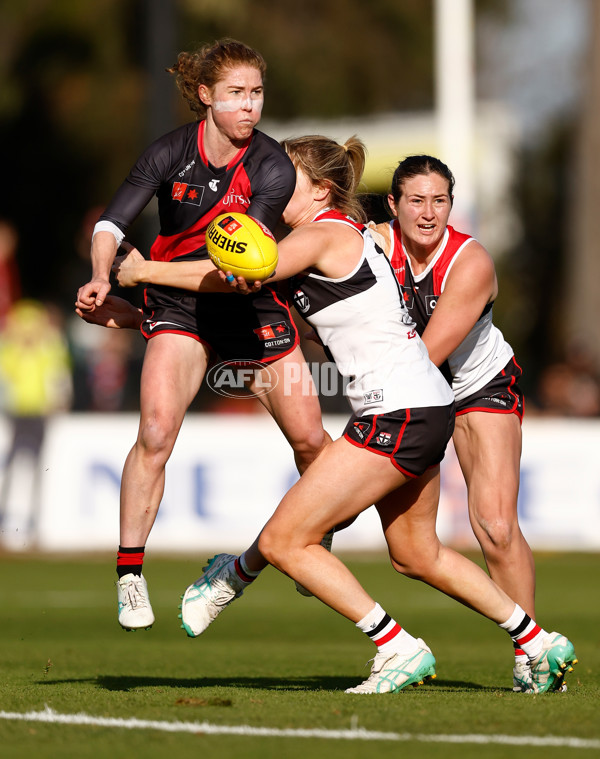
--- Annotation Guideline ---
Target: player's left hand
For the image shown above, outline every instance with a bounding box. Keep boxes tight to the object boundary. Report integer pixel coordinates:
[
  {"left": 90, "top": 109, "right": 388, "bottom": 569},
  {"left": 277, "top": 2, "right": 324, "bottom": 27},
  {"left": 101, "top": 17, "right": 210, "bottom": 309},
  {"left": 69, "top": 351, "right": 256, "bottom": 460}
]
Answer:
[
  {"left": 112, "top": 242, "right": 145, "bottom": 287},
  {"left": 218, "top": 270, "right": 263, "bottom": 294}
]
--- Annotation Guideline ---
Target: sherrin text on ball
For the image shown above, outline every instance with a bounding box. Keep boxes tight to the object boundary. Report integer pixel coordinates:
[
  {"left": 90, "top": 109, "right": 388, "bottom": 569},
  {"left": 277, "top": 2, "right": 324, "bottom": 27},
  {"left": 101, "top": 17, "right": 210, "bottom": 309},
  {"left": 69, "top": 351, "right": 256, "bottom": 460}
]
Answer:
[{"left": 206, "top": 212, "right": 278, "bottom": 281}]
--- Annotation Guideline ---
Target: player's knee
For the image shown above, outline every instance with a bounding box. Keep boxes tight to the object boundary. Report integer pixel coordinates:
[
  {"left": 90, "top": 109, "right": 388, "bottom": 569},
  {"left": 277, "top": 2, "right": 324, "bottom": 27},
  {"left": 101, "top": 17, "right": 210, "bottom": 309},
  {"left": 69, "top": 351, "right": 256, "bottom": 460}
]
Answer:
[
  {"left": 389, "top": 554, "right": 428, "bottom": 581},
  {"left": 290, "top": 426, "right": 330, "bottom": 466},
  {"left": 137, "top": 415, "right": 179, "bottom": 460},
  {"left": 476, "top": 516, "right": 514, "bottom": 552},
  {"left": 389, "top": 541, "right": 442, "bottom": 582},
  {"left": 257, "top": 528, "right": 284, "bottom": 569}
]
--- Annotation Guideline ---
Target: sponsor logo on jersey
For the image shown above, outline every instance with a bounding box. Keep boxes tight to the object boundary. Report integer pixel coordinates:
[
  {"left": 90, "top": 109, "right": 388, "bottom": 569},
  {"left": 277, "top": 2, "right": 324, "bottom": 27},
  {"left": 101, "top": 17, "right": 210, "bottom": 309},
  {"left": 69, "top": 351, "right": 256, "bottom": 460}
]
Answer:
[
  {"left": 426, "top": 295, "right": 438, "bottom": 315},
  {"left": 253, "top": 322, "right": 290, "bottom": 341},
  {"left": 352, "top": 421, "right": 371, "bottom": 441},
  {"left": 178, "top": 160, "right": 195, "bottom": 178},
  {"left": 364, "top": 389, "right": 383, "bottom": 405},
  {"left": 293, "top": 289, "right": 310, "bottom": 313},
  {"left": 208, "top": 179, "right": 220, "bottom": 191},
  {"left": 376, "top": 431, "right": 392, "bottom": 446},
  {"left": 222, "top": 190, "right": 250, "bottom": 207},
  {"left": 171, "top": 182, "right": 204, "bottom": 206},
  {"left": 483, "top": 394, "right": 509, "bottom": 407}
]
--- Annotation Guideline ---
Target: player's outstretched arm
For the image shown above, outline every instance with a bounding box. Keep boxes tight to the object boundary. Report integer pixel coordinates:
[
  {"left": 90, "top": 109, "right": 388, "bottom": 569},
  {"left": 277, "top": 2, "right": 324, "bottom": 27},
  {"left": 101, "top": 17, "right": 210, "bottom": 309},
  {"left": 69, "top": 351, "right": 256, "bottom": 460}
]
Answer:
[
  {"left": 111, "top": 224, "right": 333, "bottom": 293},
  {"left": 75, "top": 294, "right": 143, "bottom": 330},
  {"left": 112, "top": 248, "right": 233, "bottom": 293}
]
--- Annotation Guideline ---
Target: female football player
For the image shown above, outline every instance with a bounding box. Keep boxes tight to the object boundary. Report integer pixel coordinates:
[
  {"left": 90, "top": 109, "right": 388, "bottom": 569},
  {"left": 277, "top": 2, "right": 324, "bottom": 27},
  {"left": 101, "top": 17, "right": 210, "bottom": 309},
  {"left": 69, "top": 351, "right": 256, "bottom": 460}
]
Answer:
[
  {"left": 370, "top": 155, "right": 534, "bottom": 691},
  {"left": 109, "top": 135, "right": 576, "bottom": 695},
  {"left": 75, "top": 40, "right": 329, "bottom": 632}
]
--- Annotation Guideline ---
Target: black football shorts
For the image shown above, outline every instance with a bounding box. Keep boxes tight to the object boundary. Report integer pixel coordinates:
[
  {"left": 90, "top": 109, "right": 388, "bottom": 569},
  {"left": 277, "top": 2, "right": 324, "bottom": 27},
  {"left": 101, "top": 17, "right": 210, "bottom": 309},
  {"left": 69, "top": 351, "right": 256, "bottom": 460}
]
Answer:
[
  {"left": 455, "top": 357, "right": 524, "bottom": 420},
  {"left": 141, "top": 284, "right": 299, "bottom": 363},
  {"left": 343, "top": 403, "right": 455, "bottom": 478}
]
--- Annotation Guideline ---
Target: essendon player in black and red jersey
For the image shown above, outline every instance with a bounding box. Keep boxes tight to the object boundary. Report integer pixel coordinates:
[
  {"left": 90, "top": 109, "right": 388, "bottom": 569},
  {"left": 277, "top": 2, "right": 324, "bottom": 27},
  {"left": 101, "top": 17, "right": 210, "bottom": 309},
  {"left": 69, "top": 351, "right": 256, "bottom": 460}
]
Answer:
[
  {"left": 372, "top": 155, "right": 536, "bottom": 691},
  {"left": 75, "top": 40, "right": 329, "bottom": 632}
]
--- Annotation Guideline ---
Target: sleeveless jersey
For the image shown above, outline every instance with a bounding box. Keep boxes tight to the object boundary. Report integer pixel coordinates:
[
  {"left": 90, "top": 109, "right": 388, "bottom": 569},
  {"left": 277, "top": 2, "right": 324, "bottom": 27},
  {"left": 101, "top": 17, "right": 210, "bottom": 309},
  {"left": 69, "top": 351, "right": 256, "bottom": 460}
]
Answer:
[
  {"left": 388, "top": 221, "right": 514, "bottom": 402},
  {"left": 99, "top": 121, "right": 296, "bottom": 262},
  {"left": 290, "top": 210, "right": 454, "bottom": 416}
]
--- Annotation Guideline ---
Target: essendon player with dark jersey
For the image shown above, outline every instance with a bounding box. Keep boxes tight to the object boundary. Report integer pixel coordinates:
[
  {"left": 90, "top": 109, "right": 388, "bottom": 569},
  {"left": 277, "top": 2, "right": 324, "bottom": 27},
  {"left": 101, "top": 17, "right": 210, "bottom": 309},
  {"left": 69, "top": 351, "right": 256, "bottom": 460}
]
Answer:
[
  {"left": 76, "top": 41, "right": 329, "bottom": 634},
  {"left": 99, "top": 120, "right": 299, "bottom": 361}
]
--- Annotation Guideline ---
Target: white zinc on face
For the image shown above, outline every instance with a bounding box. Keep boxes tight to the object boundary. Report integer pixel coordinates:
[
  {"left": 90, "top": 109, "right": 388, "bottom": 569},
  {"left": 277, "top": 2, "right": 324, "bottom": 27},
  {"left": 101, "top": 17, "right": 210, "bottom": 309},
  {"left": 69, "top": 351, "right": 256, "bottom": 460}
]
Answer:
[{"left": 212, "top": 92, "right": 264, "bottom": 114}]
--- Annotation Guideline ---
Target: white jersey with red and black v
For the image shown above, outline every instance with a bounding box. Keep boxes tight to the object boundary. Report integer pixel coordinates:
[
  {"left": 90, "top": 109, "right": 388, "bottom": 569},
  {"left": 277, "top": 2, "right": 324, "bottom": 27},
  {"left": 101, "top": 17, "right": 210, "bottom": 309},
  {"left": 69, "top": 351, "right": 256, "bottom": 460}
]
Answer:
[
  {"left": 388, "top": 221, "right": 514, "bottom": 402},
  {"left": 100, "top": 120, "right": 295, "bottom": 262},
  {"left": 290, "top": 209, "right": 454, "bottom": 417}
]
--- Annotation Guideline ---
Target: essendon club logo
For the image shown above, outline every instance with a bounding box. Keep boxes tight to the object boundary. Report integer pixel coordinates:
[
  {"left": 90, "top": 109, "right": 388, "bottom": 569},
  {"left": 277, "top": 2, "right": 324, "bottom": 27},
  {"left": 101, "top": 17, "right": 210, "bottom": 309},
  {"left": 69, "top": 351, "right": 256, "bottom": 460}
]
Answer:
[
  {"left": 217, "top": 215, "right": 243, "bottom": 235},
  {"left": 253, "top": 322, "right": 290, "bottom": 341},
  {"left": 352, "top": 421, "right": 371, "bottom": 441},
  {"left": 172, "top": 182, "right": 204, "bottom": 206}
]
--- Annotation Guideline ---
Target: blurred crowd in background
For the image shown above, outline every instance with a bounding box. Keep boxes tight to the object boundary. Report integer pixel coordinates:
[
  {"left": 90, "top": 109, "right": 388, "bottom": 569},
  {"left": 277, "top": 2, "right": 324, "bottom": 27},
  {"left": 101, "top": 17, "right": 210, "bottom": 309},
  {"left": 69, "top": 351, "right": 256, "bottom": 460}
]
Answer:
[
  {"left": 0, "top": 210, "right": 599, "bottom": 420},
  {"left": 1, "top": 0, "right": 600, "bottom": 422}
]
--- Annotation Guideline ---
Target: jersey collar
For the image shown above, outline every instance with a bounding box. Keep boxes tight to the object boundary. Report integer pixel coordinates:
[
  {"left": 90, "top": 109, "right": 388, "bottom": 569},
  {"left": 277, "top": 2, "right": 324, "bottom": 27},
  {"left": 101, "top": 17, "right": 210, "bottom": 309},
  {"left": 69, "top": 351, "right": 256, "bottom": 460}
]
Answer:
[{"left": 197, "top": 120, "right": 253, "bottom": 170}]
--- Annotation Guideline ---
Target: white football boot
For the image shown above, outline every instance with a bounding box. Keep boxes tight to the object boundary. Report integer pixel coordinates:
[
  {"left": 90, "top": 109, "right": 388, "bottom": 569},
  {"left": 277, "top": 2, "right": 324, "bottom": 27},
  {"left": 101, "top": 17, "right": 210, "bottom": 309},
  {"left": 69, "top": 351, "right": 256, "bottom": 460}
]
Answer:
[
  {"left": 116, "top": 573, "right": 155, "bottom": 630},
  {"left": 180, "top": 554, "right": 244, "bottom": 637},
  {"left": 512, "top": 659, "right": 533, "bottom": 692},
  {"left": 345, "top": 639, "right": 436, "bottom": 694},
  {"left": 528, "top": 632, "right": 577, "bottom": 693}
]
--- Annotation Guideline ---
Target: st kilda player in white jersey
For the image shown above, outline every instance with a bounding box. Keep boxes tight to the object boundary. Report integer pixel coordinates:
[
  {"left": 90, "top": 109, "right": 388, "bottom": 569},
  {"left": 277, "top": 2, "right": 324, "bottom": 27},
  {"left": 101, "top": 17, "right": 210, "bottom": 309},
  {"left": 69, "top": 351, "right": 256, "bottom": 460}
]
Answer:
[
  {"left": 290, "top": 209, "right": 455, "bottom": 476},
  {"left": 386, "top": 221, "right": 519, "bottom": 415},
  {"left": 373, "top": 155, "right": 537, "bottom": 692}
]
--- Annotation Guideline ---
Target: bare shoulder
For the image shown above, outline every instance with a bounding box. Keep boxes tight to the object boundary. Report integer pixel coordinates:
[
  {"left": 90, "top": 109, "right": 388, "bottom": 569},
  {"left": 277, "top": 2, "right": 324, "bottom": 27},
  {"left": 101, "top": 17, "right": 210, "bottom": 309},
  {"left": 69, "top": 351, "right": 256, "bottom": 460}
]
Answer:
[
  {"left": 451, "top": 239, "right": 495, "bottom": 279},
  {"left": 444, "top": 239, "right": 498, "bottom": 301},
  {"left": 367, "top": 220, "right": 392, "bottom": 256}
]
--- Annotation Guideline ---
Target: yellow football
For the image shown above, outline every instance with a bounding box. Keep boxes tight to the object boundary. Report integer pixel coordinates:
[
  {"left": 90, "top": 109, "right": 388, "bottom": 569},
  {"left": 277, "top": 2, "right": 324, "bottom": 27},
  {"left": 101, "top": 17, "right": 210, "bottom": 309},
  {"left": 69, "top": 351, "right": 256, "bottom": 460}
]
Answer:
[{"left": 206, "top": 212, "right": 278, "bottom": 281}]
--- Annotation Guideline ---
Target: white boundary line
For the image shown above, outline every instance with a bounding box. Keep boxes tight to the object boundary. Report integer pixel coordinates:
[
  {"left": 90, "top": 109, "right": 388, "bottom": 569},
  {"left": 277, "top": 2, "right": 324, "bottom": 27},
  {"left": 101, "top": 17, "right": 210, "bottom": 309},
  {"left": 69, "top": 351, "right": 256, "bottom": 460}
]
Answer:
[{"left": 0, "top": 707, "right": 599, "bottom": 749}]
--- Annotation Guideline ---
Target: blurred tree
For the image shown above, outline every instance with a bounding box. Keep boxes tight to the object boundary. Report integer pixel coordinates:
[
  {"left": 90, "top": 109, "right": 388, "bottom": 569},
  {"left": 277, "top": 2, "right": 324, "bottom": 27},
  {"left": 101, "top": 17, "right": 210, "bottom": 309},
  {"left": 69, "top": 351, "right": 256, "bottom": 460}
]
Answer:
[
  {"left": 492, "top": 120, "right": 574, "bottom": 399},
  {"left": 178, "top": 0, "right": 434, "bottom": 119},
  {"left": 0, "top": 0, "right": 439, "bottom": 310},
  {"left": 0, "top": 1, "right": 145, "bottom": 306},
  {"left": 569, "top": 0, "right": 600, "bottom": 371}
]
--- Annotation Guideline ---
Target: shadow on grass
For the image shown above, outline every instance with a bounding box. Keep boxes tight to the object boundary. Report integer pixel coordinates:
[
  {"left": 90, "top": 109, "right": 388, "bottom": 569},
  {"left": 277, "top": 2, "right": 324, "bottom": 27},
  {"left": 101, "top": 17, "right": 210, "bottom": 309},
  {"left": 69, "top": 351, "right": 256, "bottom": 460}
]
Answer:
[{"left": 35, "top": 675, "right": 501, "bottom": 693}]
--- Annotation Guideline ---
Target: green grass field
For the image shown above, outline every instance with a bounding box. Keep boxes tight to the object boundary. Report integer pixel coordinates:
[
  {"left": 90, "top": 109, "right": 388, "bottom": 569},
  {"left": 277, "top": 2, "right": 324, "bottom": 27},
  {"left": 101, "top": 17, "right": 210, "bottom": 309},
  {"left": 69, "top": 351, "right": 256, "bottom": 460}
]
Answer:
[{"left": 0, "top": 551, "right": 598, "bottom": 759}]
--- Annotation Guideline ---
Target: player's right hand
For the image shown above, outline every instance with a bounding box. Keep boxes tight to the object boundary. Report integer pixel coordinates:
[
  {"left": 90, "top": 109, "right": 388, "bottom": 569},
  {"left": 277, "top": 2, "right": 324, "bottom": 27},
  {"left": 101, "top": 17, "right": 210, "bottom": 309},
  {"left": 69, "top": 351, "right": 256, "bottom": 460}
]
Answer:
[{"left": 76, "top": 279, "right": 112, "bottom": 311}]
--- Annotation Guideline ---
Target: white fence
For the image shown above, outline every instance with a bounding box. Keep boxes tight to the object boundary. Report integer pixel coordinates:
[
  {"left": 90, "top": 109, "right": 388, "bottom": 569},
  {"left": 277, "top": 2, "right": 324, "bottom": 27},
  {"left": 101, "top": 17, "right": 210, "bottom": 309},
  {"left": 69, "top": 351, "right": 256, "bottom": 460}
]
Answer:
[{"left": 0, "top": 413, "right": 598, "bottom": 552}]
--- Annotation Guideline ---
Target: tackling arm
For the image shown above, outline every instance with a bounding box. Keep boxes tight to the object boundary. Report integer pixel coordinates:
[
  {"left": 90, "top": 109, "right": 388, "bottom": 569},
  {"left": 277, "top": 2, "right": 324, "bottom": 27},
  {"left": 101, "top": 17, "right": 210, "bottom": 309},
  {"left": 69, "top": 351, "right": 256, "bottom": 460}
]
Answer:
[{"left": 421, "top": 241, "right": 498, "bottom": 366}]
